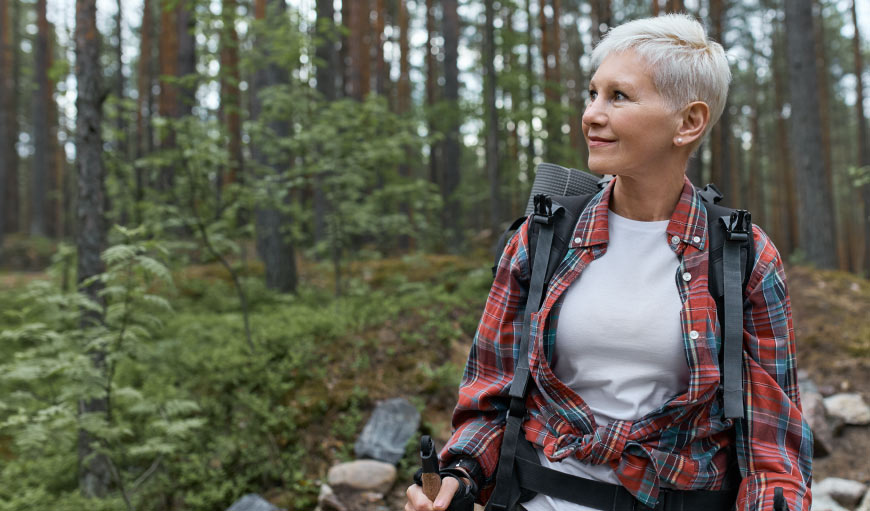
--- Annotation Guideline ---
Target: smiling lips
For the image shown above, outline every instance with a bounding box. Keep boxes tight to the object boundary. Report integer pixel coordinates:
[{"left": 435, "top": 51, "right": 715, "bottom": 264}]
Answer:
[{"left": 587, "top": 136, "right": 616, "bottom": 147}]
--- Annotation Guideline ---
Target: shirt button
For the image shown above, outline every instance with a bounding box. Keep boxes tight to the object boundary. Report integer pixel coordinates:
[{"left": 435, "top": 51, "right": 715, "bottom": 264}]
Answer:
[
  {"left": 693, "top": 236, "right": 701, "bottom": 243},
  {"left": 689, "top": 330, "right": 700, "bottom": 340},
  {"left": 670, "top": 235, "right": 680, "bottom": 245},
  {"left": 574, "top": 237, "right": 581, "bottom": 244},
  {"left": 682, "top": 272, "right": 692, "bottom": 282}
]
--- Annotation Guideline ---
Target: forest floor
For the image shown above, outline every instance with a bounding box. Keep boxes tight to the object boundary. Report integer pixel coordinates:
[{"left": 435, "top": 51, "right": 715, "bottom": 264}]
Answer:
[{"left": 0, "top": 250, "right": 867, "bottom": 510}]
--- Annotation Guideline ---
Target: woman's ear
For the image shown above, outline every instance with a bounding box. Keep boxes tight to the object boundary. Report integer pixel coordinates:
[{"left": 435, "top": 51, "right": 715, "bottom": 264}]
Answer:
[{"left": 674, "top": 101, "right": 710, "bottom": 147}]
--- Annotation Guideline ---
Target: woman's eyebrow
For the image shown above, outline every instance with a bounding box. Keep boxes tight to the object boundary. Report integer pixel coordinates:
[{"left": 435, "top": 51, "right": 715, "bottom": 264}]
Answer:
[{"left": 589, "top": 79, "right": 634, "bottom": 90}]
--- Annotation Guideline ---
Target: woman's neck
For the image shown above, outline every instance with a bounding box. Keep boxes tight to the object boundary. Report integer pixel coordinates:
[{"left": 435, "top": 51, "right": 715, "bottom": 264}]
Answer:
[{"left": 608, "top": 171, "right": 685, "bottom": 222}]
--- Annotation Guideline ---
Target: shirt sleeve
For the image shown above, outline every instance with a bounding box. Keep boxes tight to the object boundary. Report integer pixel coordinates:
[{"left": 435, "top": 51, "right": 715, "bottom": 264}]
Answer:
[
  {"left": 440, "top": 219, "right": 531, "bottom": 496},
  {"left": 734, "top": 227, "right": 813, "bottom": 511}
]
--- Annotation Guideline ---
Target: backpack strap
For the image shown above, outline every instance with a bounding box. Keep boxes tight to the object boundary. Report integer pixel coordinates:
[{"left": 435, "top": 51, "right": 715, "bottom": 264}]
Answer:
[
  {"left": 702, "top": 200, "right": 754, "bottom": 420},
  {"left": 489, "top": 195, "right": 559, "bottom": 511}
]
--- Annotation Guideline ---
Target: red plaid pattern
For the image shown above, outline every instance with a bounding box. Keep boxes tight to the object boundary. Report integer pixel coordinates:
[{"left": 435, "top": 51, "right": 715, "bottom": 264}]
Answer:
[{"left": 442, "top": 176, "right": 812, "bottom": 511}]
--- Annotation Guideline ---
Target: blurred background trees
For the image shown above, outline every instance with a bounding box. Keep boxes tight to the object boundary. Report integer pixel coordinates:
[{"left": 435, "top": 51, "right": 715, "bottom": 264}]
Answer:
[{"left": 0, "top": 0, "right": 865, "bottom": 276}]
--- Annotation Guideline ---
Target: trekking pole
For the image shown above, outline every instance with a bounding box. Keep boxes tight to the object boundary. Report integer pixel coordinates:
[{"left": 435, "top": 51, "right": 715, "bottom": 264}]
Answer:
[
  {"left": 420, "top": 435, "right": 441, "bottom": 501},
  {"left": 773, "top": 488, "right": 789, "bottom": 511}
]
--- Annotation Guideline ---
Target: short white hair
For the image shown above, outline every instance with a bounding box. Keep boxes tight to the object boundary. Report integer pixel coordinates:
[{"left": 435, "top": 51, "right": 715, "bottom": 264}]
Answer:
[{"left": 590, "top": 14, "right": 731, "bottom": 142}]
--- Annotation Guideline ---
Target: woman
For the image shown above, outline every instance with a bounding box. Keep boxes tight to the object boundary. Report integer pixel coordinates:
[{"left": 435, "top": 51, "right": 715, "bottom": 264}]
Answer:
[{"left": 406, "top": 14, "right": 812, "bottom": 511}]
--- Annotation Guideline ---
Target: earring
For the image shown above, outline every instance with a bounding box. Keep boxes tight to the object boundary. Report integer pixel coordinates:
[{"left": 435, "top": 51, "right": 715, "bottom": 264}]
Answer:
[{"left": 676, "top": 137, "right": 683, "bottom": 145}]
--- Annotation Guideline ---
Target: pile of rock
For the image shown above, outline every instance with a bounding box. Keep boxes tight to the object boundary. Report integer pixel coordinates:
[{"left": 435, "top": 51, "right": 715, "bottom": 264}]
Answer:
[
  {"left": 799, "top": 370, "right": 870, "bottom": 510},
  {"left": 317, "top": 397, "right": 420, "bottom": 511}
]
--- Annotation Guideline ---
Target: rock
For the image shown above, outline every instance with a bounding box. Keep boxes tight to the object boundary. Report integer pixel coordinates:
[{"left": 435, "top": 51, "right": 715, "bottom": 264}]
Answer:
[
  {"left": 317, "top": 484, "right": 347, "bottom": 511},
  {"left": 815, "top": 478, "right": 869, "bottom": 508},
  {"left": 354, "top": 397, "right": 420, "bottom": 465},
  {"left": 857, "top": 488, "right": 870, "bottom": 511},
  {"left": 327, "top": 460, "right": 397, "bottom": 494},
  {"left": 811, "top": 494, "right": 850, "bottom": 511},
  {"left": 226, "top": 494, "right": 282, "bottom": 511},
  {"left": 799, "top": 375, "right": 834, "bottom": 457},
  {"left": 823, "top": 393, "right": 870, "bottom": 426}
]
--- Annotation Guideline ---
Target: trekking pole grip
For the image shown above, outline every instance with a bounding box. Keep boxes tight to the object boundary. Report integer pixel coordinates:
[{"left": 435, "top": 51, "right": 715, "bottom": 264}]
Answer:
[{"left": 420, "top": 435, "right": 441, "bottom": 501}]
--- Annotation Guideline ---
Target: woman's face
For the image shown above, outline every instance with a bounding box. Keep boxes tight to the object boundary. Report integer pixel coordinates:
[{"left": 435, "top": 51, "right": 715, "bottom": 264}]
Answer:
[{"left": 582, "top": 50, "right": 682, "bottom": 177}]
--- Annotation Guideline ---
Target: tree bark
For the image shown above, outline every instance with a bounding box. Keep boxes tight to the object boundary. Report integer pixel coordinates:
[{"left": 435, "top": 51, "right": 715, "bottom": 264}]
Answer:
[
  {"left": 0, "top": 0, "right": 10, "bottom": 247},
  {"left": 1, "top": 0, "right": 19, "bottom": 237},
  {"left": 176, "top": 0, "right": 196, "bottom": 117},
  {"left": 851, "top": 0, "right": 870, "bottom": 274},
  {"left": 220, "top": 0, "right": 243, "bottom": 187},
  {"left": 252, "top": 0, "right": 297, "bottom": 293},
  {"left": 484, "top": 0, "right": 500, "bottom": 234},
  {"left": 426, "top": 0, "right": 440, "bottom": 189},
  {"left": 525, "top": 0, "right": 536, "bottom": 178},
  {"left": 313, "top": 0, "right": 336, "bottom": 244},
  {"left": 75, "top": 0, "right": 111, "bottom": 497},
  {"left": 784, "top": 0, "right": 837, "bottom": 268},
  {"left": 442, "top": 0, "right": 461, "bottom": 250},
  {"left": 32, "top": 0, "right": 52, "bottom": 237},
  {"left": 374, "top": 0, "right": 387, "bottom": 96},
  {"left": 157, "top": 0, "right": 177, "bottom": 190},
  {"left": 590, "top": 0, "right": 611, "bottom": 44},
  {"left": 709, "top": 0, "right": 731, "bottom": 201},
  {"left": 135, "top": 0, "right": 154, "bottom": 222},
  {"left": 567, "top": 15, "right": 587, "bottom": 169}
]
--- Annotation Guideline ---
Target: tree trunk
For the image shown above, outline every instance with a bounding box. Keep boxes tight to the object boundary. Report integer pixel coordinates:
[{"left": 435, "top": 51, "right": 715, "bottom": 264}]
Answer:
[
  {"left": 135, "top": 0, "right": 154, "bottom": 222},
  {"left": 157, "top": 0, "right": 177, "bottom": 190},
  {"left": 252, "top": 0, "right": 297, "bottom": 293},
  {"left": 709, "top": 0, "right": 731, "bottom": 201},
  {"left": 852, "top": 0, "right": 870, "bottom": 274},
  {"left": 374, "top": 0, "right": 387, "bottom": 96},
  {"left": 590, "top": 0, "right": 611, "bottom": 44},
  {"left": 525, "top": 0, "right": 536, "bottom": 178},
  {"left": 313, "top": 0, "right": 336, "bottom": 244},
  {"left": 484, "top": 0, "right": 500, "bottom": 235},
  {"left": 652, "top": 0, "right": 660, "bottom": 16},
  {"left": 1, "top": 0, "right": 19, "bottom": 236},
  {"left": 0, "top": 0, "right": 10, "bottom": 247},
  {"left": 220, "top": 0, "right": 243, "bottom": 187},
  {"left": 769, "top": 10, "right": 797, "bottom": 254},
  {"left": 32, "top": 0, "right": 52, "bottom": 237},
  {"left": 75, "top": 0, "right": 111, "bottom": 497},
  {"left": 397, "top": 0, "right": 413, "bottom": 250},
  {"left": 567, "top": 15, "right": 587, "bottom": 169},
  {"left": 347, "top": 0, "right": 368, "bottom": 100},
  {"left": 784, "top": 0, "right": 837, "bottom": 268},
  {"left": 442, "top": 0, "right": 461, "bottom": 250},
  {"left": 176, "top": 0, "right": 196, "bottom": 116},
  {"left": 426, "top": 0, "right": 440, "bottom": 190},
  {"left": 665, "top": 0, "right": 683, "bottom": 13}
]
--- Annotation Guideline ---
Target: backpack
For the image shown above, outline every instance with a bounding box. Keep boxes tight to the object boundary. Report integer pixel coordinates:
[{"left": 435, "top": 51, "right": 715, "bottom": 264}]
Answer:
[{"left": 486, "top": 165, "right": 755, "bottom": 511}]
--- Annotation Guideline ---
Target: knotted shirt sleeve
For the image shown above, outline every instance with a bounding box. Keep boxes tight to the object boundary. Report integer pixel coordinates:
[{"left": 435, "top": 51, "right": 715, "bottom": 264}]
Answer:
[
  {"left": 734, "top": 227, "right": 813, "bottom": 511},
  {"left": 440, "top": 219, "right": 531, "bottom": 496}
]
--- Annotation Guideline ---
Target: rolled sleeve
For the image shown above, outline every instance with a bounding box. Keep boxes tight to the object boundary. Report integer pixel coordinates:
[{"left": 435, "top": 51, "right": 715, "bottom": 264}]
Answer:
[{"left": 734, "top": 228, "right": 813, "bottom": 511}]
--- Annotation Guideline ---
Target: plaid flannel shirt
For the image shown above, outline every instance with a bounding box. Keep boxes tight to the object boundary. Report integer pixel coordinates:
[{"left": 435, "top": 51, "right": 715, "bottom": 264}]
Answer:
[{"left": 442, "top": 177, "right": 812, "bottom": 510}]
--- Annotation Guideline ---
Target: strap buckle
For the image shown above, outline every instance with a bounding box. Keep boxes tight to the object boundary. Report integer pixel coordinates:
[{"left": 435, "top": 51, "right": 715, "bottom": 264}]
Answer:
[
  {"left": 723, "top": 210, "right": 751, "bottom": 242},
  {"left": 533, "top": 194, "right": 553, "bottom": 225},
  {"left": 698, "top": 183, "right": 724, "bottom": 204}
]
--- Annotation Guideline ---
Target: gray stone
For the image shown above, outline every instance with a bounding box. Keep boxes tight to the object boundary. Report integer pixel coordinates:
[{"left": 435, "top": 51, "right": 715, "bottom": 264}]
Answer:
[
  {"left": 801, "top": 387, "right": 834, "bottom": 457},
  {"left": 226, "top": 494, "right": 282, "bottom": 511},
  {"left": 354, "top": 397, "right": 420, "bottom": 464},
  {"left": 327, "top": 460, "right": 397, "bottom": 494},
  {"left": 823, "top": 393, "right": 870, "bottom": 426},
  {"left": 816, "top": 478, "right": 869, "bottom": 508},
  {"left": 857, "top": 488, "right": 870, "bottom": 511},
  {"left": 317, "top": 484, "right": 347, "bottom": 511},
  {"left": 811, "top": 494, "right": 850, "bottom": 511}
]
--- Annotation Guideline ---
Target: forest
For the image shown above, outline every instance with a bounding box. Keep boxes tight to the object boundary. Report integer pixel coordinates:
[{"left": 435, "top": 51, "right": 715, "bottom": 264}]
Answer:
[{"left": 0, "top": 0, "right": 869, "bottom": 509}]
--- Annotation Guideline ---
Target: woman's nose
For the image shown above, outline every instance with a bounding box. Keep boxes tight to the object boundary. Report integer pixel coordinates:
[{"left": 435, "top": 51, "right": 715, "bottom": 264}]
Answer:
[{"left": 582, "top": 96, "right": 606, "bottom": 127}]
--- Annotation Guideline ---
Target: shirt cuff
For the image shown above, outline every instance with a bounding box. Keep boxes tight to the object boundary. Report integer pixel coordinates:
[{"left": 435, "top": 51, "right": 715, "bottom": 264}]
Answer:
[{"left": 736, "top": 473, "right": 811, "bottom": 511}]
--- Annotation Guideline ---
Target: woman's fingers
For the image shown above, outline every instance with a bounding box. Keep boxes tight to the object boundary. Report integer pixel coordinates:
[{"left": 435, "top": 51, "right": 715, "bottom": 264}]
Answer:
[
  {"left": 433, "top": 477, "right": 460, "bottom": 511},
  {"left": 405, "top": 477, "right": 461, "bottom": 511}
]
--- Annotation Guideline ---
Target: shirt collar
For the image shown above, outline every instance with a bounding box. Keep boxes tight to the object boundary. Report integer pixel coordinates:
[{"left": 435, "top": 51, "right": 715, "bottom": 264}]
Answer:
[{"left": 569, "top": 175, "right": 707, "bottom": 252}]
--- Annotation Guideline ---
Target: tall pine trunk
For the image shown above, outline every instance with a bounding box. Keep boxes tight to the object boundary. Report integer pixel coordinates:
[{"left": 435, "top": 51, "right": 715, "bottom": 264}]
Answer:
[
  {"left": 75, "top": 0, "right": 111, "bottom": 497},
  {"left": 851, "top": 0, "right": 870, "bottom": 274},
  {"left": 442, "top": 0, "right": 461, "bottom": 250},
  {"left": 157, "top": 0, "right": 177, "bottom": 190},
  {"left": 709, "top": 0, "right": 732, "bottom": 202},
  {"left": 426, "top": 0, "right": 440, "bottom": 190},
  {"left": 32, "top": 0, "right": 52, "bottom": 236},
  {"left": 220, "top": 0, "right": 243, "bottom": 187},
  {"left": 784, "top": 0, "right": 837, "bottom": 268},
  {"left": 1, "top": 0, "right": 19, "bottom": 236},
  {"left": 484, "top": 0, "right": 500, "bottom": 235},
  {"left": 135, "top": 0, "right": 154, "bottom": 222},
  {"left": 313, "top": 0, "right": 336, "bottom": 244},
  {"left": 176, "top": 0, "right": 196, "bottom": 116},
  {"left": 252, "top": 0, "right": 297, "bottom": 293}
]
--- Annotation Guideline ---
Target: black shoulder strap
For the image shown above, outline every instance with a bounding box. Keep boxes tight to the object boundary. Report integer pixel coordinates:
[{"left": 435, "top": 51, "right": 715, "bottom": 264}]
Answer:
[{"left": 703, "top": 200, "right": 754, "bottom": 420}]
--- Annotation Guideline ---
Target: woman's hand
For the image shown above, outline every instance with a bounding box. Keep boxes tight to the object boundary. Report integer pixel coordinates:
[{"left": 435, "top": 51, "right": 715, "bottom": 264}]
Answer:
[{"left": 405, "top": 476, "right": 460, "bottom": 511}]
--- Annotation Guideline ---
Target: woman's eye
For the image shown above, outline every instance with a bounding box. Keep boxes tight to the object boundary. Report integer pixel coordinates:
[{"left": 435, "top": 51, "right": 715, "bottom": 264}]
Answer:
[
  {"left": 588, "top": 90, "right": 598, "bottom": 100},
  {"left": 614, "top": 91, "right": 627, "bottom": 100}
]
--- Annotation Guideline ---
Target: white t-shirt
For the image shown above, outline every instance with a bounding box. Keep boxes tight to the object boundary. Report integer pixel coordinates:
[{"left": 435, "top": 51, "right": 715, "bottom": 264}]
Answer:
[{"left": 521, "top": 209, "right": 690, "bottom": 511}]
